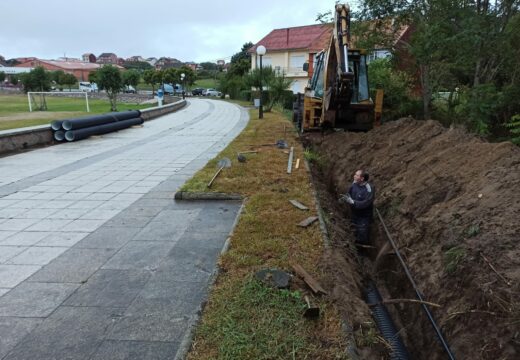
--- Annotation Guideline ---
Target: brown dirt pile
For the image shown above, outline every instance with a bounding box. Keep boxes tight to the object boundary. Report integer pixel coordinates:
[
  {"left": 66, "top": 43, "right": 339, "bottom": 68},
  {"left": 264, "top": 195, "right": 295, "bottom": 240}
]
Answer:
[{"left": 307, "top": 118, "right": 520, "bottom": 359}]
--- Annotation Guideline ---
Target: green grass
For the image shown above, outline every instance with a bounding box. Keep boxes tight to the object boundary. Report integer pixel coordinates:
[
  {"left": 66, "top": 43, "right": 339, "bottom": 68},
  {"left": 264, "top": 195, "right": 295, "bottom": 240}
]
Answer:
[
  {"left": 194, "top": 78, "right": 219, "bottom": 89},
  {"left": 196, "top": 278, "right": 310, "bottom": 359},
  {"left": 0, "top": 94, "right": 153, "bottom": 131},
  {"left": 185, "top": 109, "right": 348, "bottom": 359}
]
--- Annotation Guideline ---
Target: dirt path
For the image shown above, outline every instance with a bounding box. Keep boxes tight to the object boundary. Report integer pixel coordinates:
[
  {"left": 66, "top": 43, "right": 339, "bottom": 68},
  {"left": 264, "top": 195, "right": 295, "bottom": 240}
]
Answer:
[{"left": 306, "top": 119, "right": 520, "bottom": 359}]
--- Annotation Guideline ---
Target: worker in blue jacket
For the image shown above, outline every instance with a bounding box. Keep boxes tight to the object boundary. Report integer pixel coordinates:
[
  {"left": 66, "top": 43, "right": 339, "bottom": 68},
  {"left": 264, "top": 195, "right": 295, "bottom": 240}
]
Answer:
[{"left": 340, "top": 169, "right": 375, "bottom": 245}]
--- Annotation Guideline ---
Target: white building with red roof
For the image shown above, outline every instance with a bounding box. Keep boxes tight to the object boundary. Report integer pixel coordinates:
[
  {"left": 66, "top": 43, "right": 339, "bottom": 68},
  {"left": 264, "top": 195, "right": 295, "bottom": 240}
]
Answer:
[{"left": 249, "top": 23, "right": 333, "bottom": 93}]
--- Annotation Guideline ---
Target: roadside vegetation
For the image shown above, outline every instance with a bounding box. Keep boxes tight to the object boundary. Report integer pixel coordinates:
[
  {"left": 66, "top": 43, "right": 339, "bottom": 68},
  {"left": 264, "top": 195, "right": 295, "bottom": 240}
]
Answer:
[
  {"left": 183, "top": 109, "right": 347, "bottom": 359},
  {"left": 347, "top": 0, "right": 520, "bottom": 142}
]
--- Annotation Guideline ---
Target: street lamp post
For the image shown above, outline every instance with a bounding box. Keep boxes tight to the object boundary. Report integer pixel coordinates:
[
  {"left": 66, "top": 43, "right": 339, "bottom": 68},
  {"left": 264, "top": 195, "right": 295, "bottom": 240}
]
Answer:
[
  {"left": 256, "top": 45, "right": 266, "bottom": 119},
  {"left": 180, "top": 73, "right": 186, "bottom": 100}
]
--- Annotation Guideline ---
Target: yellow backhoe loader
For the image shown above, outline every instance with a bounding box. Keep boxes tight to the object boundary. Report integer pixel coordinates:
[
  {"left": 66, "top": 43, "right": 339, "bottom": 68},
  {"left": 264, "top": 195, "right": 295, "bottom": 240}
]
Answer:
[{"left": 294, "top": 4, "right": 383, "bottom": 132}]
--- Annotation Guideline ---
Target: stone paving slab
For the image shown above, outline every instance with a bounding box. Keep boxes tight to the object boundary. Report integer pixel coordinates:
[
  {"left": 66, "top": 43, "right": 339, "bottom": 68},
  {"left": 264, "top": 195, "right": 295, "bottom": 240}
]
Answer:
[
  {"left": 101, "top": 241, "right": 176, "bottom": 271},
  {"left": 0, "top": 318, "right": 42, "bottom": 360},
  {"left": 3, "top": 306, "right": 125, "bottom": 360},
  {"left": 27, "top": 248, "right": 118, "bottom": 283},
  {"left": 0, "top": 282, "right": 79, "bottom": 317},
  {"left": 74, "top": 226, "right": 140, "bottom": 249},
  {"left": 63, "top": 270, "right": 151, "bottom": 308},
  {"left": 89, "top": 340, "right": 179, "bottom": 360}
]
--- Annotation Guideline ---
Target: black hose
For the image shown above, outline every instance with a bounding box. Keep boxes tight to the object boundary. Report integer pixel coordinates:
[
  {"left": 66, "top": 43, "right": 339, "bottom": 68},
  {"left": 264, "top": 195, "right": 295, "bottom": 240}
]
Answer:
[
  {"left": 375, "top": 208, "right": 456, "bottom": 360},
  {"left": 64, "top": 117, "right": 143, "bottom": 141},
  {"left": 365, "top": 282, "right": 410, "bottom": 360}
]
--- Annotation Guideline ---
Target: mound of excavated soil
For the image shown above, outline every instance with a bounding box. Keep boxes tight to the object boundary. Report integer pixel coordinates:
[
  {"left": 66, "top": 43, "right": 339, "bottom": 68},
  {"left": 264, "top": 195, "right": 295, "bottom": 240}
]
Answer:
[{"left": 307, "top": 119, "right": 520, "bottom": 359}]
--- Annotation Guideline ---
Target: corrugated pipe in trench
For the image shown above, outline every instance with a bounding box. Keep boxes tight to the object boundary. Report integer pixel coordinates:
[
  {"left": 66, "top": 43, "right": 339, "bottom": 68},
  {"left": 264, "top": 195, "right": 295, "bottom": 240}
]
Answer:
[{"left": 365, "top": 281, "right": 411, "bottom": 360}]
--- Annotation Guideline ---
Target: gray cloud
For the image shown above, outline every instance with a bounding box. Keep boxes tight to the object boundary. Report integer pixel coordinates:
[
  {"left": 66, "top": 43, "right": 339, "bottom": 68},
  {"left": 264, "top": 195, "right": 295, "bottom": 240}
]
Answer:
[{"left": 0, "top": 0, "right": 339, "bottom": 62}]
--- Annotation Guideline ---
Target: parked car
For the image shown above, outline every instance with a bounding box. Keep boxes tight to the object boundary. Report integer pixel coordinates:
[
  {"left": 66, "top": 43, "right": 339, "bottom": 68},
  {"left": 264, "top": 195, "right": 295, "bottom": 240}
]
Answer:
[
  {"left": 79, "top": 82, "right": 98, "bottom": 92},
  {"left": 124, "top": 85, "right": 136, "bottom": 94},
  {"left": 205, "top": 88, "right": 221, "bottom": 97},
  {"left": 192, "top": 88, "right": 204, "bottom": 96}
]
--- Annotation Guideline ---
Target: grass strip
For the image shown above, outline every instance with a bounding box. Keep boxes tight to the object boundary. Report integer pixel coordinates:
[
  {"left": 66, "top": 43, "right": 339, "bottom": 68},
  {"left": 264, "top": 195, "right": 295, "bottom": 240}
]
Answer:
[{"left": 184, "top": 109, "right": 348, "bottom": 359}]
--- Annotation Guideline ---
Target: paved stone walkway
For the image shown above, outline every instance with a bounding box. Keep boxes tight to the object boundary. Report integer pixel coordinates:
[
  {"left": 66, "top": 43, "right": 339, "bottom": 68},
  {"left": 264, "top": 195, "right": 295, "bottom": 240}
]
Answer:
[{"left": 0, "top": 99, "right": 248, "bottom": 359}]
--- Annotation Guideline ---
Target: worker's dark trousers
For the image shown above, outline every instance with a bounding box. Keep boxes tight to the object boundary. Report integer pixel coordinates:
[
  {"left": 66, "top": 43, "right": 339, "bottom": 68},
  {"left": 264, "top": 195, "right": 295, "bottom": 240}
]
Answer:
[{"left": 351, "top": 214, "right": 371, "bottom": 245}]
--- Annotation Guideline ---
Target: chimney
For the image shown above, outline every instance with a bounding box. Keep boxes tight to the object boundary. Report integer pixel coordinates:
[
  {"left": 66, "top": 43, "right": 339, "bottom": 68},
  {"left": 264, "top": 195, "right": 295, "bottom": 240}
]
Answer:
[{"left": 286, "top": 28, "right": 289, "bottom": 46}]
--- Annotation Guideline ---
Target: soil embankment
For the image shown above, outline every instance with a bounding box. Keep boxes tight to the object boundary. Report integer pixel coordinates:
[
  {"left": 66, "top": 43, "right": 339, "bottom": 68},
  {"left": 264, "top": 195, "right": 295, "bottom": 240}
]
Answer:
[{"left": 306, "top": 118, "right": 520, "bottom": 359}]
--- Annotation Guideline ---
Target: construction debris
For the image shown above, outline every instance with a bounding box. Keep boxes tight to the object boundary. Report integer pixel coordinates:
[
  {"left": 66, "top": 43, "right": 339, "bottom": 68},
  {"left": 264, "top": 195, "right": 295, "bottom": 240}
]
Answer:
[
  {"left": 276, "top": 139, "right": 288, "bottom": 149},
  {"left": 298, "top": 216, "right": 319, "bottom": 227},
  {"left": 292, "top": 264, "right": 327, "bottom": 295},
  {"left": 255, "top": 269, "right": 291, "bottom": 289},
  {"left": 289, "top": 200, "right": 309, "bottom": 210},
  {"left": 295, "top": 158, "right": 300, "bottom": 169},
  {"left": 287, "top": 146, "right": 294, "bottom": 174},
  {"left": 207, "top": 157, "right": 232, "bottom": 188},
  {"left": 303, "top": 295, "right": 320, "bottom": 318}
]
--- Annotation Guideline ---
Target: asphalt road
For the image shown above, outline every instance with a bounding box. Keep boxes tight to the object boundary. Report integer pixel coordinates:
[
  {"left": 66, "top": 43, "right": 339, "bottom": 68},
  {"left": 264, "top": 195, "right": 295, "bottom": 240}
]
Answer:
[{"left": 0, "top": 99, "right": 248, "bottom": 360}]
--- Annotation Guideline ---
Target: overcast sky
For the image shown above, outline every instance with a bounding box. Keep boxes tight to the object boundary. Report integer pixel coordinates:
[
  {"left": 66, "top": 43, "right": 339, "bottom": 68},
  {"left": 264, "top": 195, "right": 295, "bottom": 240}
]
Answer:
[{"left": 0, "top": 0, "right": 357, "bottom": 63}]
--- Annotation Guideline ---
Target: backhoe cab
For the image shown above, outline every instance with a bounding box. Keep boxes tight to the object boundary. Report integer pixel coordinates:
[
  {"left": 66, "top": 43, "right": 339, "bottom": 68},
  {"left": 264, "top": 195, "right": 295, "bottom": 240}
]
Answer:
[{"left": 295, "top": 4, "right": 376, "bottom": 132}]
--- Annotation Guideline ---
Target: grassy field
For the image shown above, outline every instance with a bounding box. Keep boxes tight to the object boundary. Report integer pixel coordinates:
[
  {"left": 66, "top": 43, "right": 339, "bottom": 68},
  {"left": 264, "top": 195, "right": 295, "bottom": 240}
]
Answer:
[
  {"left": 0, "top": 94, "right": 152, "bottom": 131},
  {"left": 183, "top": 108, "right": 347, "bottom": 359},
  {"left": 193, "top": 78, "right": 219, "bottom": 89},
  {"left": 136, "top": 78, "right": 219, "bottom": 92}
]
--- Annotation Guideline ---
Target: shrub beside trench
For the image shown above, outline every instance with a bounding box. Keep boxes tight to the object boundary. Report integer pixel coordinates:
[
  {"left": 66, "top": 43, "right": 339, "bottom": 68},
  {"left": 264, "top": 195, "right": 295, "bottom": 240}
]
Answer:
[{"left": 183, "top": 108, "right": 348, "bottom": 359}]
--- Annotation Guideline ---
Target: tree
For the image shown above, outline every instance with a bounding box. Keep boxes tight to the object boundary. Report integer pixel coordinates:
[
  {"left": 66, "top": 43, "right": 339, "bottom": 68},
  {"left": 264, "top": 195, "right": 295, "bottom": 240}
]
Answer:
[
  {"left": 231, "top": 42, "right": 253, "bottom": 64},
  {"left": 163, "top": 68, "right": 178, "bottom": 85},
  {"left": 153, "top": 70, "right": 165, "bottom": 91},
  {"left": 358, "top": 0, "right": 520, "bottom": 137},
  {"left": 143, "top": 69, "right": 157, "bottom": 93},
  {"left": 179, "top": 66, "right": 195, "bottom": 87},
  {"left": 199, "top": 62, "right": 217, "bottom": 70},
  {"left": 61, "top": 73, "right": 77, "bottom": 91},
  {"left": 21, "top": 66, "right": 52, "bottom": 93},
  {"left": 95, "top": 65, "right": 123, "bottom": 111},
  {"left": 10, "top": 75, "right": 19, "bottom": 86},
  {"left": 368, "top": 58, "right": 416, "bottom": 120},
  {"left": 0, "top": 71, "right": 5, "bottom": 83},
  {"left": 88, "top": 71, "right": 98, "bottom": 84},
  {"left": 122, "top": 69, "right": 140, "bottom": 91},
  {"left": 122, "top": 61, "right": 152, "bottom": 72},
  {"left": 245, "top": 66, "right": 293, "bottom": 111}
]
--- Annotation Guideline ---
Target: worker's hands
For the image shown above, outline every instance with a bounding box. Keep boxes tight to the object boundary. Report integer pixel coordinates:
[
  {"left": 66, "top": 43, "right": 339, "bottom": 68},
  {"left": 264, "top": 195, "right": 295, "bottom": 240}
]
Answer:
[{"left": 339, "top": 194, "right": 355, "bottom": 205}]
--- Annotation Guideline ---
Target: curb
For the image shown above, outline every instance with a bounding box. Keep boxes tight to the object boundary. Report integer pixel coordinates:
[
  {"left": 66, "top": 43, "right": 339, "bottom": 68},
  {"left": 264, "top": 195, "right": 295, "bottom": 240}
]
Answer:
[{"left": 174, "top": 191, "right": 243, "bottom": 201}]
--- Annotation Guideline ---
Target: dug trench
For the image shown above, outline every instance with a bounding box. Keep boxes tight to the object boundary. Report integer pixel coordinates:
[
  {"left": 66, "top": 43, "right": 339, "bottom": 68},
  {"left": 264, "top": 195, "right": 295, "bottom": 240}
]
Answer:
[{"left": 303, "top": 118, "right": 520, "bottom": 359}]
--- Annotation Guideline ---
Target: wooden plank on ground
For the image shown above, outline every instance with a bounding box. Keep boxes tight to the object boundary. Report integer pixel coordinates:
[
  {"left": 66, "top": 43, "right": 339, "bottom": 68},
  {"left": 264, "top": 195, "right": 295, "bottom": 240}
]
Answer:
[
  {"left": 289, "top": 199, "right": 309, "bottom": 210},
  {"left": 298, "top": 216, "right": 318, "bottom": 227},
  {"left": 292, "top": 263, "right": 327, "bottom": 295}
]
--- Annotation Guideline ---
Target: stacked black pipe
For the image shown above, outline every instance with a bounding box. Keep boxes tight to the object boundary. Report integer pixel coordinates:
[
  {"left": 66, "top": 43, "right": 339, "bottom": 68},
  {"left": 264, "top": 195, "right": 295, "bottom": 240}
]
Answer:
[{"left": 51, "top": 110, "right": 143, "bottom": 142}]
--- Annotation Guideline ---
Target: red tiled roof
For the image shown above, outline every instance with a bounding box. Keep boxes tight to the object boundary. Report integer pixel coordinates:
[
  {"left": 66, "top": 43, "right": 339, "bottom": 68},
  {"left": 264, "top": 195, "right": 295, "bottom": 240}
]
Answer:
[
  {"left": 250, "top": 23, "right": 333, "bottom": 53},
  {"left": 39, "top": 60, "right": 101, "bottom": 70}
]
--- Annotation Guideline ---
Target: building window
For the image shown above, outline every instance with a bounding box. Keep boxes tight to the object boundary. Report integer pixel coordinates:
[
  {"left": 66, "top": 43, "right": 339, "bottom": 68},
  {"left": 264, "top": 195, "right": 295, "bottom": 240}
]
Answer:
[
  {"left": 290, "top": 55, "right": 306, "bottom": 72},
  {"left": 261, "top": 57, "right": 272, "bottom": 68}
]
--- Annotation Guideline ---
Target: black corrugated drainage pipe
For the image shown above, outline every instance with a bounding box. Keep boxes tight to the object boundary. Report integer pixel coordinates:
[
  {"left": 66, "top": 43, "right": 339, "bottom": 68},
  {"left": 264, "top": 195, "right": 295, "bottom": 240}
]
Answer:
[
  {"left": 51, "top": 120, "right": 64, "bottom": 131},
  {"left": 62, "top": 110, "right": 141, "bottom": 131},
  {"left": 53, "top": 131, "right": 65, "bottom": 141},
  {"left": 64, "top": 117, "right": 143, "bottom": 141},
  {"left": 365, "top": 282, "right": 411, "bottom": 360}
]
